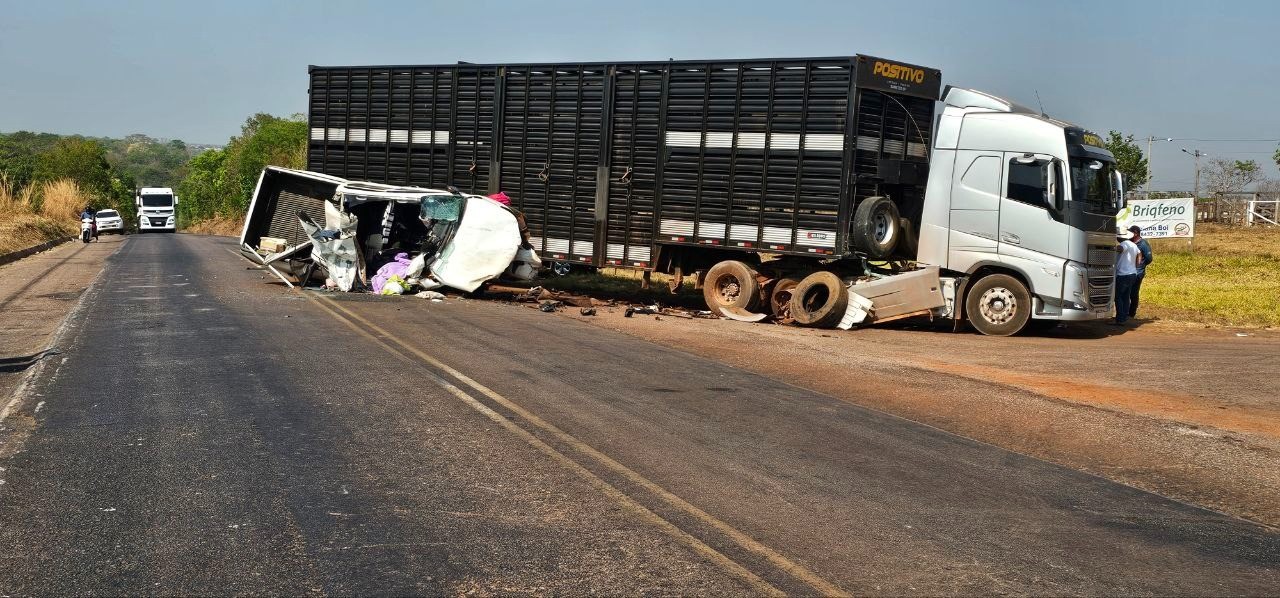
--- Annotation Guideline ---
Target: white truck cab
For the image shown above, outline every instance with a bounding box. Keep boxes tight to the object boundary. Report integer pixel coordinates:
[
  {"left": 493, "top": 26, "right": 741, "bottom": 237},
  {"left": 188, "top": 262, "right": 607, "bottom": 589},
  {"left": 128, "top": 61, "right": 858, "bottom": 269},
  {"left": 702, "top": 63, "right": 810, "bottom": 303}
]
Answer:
[
  {"left": 136, "top": 187, "right": 178, "bottom": 232},
  {"left": 917, "top": 87, "right": 1122, "bottom": 334}
]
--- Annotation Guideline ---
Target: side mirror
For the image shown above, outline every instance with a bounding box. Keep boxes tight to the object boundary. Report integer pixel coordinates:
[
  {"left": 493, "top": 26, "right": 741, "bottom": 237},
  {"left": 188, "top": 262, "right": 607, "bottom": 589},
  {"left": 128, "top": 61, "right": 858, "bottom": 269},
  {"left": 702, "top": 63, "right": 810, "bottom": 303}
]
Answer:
[
  {"left": 173, "top": 195, "right": 180, "bottom": 205},
  {"left": 1112, "top": 170, "right": 1125, "bottom": 209},
  {"left": 1047, "top": 161, "right": 1064, "bottom": 211}
]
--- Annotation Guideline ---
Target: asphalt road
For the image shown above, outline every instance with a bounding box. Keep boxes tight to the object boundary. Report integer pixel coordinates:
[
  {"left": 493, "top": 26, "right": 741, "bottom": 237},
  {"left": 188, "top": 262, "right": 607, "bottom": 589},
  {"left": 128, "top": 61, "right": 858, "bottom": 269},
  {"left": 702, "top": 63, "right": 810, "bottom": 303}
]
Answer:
[{"left": 1, "top": 233, "right": 1277, "bottom": 596}]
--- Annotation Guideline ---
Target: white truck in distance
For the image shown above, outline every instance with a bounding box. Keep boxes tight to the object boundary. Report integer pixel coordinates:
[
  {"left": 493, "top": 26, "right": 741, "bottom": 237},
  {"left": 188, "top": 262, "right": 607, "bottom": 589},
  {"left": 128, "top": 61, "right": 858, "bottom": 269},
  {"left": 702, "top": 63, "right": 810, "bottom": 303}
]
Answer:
[{"left": 136, "top": 187, "right": 178, "bottom": 232}]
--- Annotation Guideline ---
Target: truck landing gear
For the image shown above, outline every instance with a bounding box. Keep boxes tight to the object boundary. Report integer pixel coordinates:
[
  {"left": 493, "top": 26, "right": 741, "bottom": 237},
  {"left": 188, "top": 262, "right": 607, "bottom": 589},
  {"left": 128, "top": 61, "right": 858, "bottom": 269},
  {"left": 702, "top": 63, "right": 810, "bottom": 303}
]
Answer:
[{"left": 964, "top": 274, "right": 1031, "bottom": 336}]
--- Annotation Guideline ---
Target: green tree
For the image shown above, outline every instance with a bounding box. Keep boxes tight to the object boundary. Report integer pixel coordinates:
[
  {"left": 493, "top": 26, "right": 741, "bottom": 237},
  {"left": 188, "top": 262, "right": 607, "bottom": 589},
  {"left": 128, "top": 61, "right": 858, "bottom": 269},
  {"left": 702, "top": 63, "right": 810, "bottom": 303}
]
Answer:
[
  {"left": 1273, "top": 146, "right": 1279, "bottom": 169},
  {"left": 1103, "top": 131, "right": 1148, "bottom": 191},
  {"left": 33, "top": 137, "right": 114, "bottom": 198},
  {"left": 221, "top": 113, "right": 307, "bottom": 212},
  {"left": 0, "top": 131, "right": 63, "bottom": 190},
  {"left": 176, "top": 148, "right": 230, "bottom": 222}
]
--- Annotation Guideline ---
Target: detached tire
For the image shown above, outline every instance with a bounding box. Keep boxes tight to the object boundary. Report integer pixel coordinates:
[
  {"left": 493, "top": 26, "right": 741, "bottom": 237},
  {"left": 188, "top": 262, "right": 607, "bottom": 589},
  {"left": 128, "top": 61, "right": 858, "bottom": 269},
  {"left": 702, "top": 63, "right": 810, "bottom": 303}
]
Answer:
[
  {"left": 852, "top": 196, "right": 901, "bottom": 259},
  {"left": 703, "top": 260, "right": 762, "bottom": 315},
  {"left": 964, "top": 274, "right": 1032, "bottom": 336},
  {"left": 788, "top": 271, "right": 849, "bottom": 328},
  {"left": 768, "top": 274, "right": 808, "bottom": 319}
]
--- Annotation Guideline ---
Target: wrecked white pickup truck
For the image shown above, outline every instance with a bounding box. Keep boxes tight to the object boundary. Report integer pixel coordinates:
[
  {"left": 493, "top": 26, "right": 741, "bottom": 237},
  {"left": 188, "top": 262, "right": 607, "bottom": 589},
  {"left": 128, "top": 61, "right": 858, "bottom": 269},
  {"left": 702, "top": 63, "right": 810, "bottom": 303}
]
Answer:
[{"left": 239, "top": 167, "right": 539, "bottom": 293}]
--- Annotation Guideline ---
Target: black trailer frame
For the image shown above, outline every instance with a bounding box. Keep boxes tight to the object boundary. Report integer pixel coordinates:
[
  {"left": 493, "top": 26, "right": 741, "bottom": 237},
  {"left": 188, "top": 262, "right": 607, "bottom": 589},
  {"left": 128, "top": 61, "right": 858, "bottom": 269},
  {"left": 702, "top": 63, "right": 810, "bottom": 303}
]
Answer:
[{"left": 307, "top": 55, "right": 940, "bottom": 272}]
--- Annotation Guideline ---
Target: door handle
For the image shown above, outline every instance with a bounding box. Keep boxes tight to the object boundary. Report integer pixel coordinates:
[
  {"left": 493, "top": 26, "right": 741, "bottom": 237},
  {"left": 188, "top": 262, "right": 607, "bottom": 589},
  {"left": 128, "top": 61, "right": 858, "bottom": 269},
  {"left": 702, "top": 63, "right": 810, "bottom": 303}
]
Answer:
[{"left": 1001, "top": 233, "right": 1021, "bottom": 245}]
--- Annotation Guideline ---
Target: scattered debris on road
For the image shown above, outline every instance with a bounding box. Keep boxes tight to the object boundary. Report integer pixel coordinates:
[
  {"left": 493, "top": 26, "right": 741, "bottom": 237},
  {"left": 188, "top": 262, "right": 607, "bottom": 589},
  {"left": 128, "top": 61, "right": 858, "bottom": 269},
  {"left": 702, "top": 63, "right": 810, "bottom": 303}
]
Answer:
[{"left": 238, "top": 167, "right": 540, "bottom": 294}]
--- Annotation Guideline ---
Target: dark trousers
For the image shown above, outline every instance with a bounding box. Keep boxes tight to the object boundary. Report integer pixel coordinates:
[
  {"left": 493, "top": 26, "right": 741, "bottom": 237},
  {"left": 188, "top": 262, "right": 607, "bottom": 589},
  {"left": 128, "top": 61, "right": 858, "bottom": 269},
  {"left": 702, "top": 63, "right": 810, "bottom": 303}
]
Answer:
[
  {"left": 1129, "top": 270, "right": 1145, "bottom": 317},
  {"left": 1115, "top": 274, "right": 1137, "bottom": 323}
]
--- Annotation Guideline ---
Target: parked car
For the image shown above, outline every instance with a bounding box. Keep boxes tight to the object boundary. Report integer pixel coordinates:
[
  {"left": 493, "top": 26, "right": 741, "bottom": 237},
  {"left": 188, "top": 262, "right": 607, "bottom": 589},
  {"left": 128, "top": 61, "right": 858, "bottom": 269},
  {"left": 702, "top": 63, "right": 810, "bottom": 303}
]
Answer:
[{"left": 94, "top": 209, "right": 125, "bottom": 234}]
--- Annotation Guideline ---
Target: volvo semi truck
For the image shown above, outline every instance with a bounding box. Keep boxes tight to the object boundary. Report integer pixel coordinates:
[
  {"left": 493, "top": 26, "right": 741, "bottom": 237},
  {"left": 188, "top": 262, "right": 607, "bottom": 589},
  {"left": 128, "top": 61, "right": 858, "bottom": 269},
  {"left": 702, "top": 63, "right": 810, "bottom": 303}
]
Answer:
[
  {"left": 136, "top": 187, "right": 178, "bottom": 232},
  {"left": 302, "top": 55, "right": 1122, "bottom": 335}
]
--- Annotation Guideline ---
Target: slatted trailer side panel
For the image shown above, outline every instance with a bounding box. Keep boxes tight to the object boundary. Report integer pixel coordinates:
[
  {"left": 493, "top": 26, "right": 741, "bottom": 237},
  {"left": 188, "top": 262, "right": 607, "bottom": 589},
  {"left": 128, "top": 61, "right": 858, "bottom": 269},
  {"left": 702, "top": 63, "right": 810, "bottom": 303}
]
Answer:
[
  {"left": 499, "top": 65, "right": 605, "bottom": 265},
  {"left": 307, "top": 66, "right": 489, "bottom": 192},
  {"left": 657, "top": 59, "right": 854, "bottom": 256},
  {"left": 307, "top": 55, "right": 940, "bottom": 269},
  {"left": 604, "top": 65, "right": 664, "bottom": 268}
]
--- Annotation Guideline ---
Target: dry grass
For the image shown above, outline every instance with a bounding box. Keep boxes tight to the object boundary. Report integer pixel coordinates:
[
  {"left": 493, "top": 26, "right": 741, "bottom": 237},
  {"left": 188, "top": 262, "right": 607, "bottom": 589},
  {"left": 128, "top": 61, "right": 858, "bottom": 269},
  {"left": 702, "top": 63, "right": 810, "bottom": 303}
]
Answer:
[
  {"left": 181, "top": 213, "right": 245, "bottom": 237},
  {"left": 0, "top": 176, "right": 87, "bottom": 255},
  {"left": 39, "top": 179, "right": 90, "bottom": 222},
  {"left": 1142, "top": 225, "right": 1280, "bottom": 328}
]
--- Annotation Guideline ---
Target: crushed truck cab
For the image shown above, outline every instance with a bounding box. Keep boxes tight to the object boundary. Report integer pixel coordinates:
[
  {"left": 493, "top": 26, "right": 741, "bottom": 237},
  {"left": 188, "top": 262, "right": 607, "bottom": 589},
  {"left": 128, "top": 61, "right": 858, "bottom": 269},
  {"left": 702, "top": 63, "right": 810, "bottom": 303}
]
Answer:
[{"left": 239, "top": 167, "right": 539, "bottom": 293}]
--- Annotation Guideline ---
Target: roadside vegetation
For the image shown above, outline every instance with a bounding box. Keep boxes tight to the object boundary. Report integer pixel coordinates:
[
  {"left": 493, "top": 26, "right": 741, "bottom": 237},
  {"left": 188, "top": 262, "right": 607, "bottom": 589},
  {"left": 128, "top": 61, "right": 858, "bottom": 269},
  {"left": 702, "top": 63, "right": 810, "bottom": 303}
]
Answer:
[
  {"left": 0, "top": 176, "right": 93, "bottom": 255},
  {"left": 175, "top": 113, "right": 307, "bottom": 235},
  {"left": 0, "top": 113, "right": 304, "bottom": 247},
  {"left": 1144, "top": 225, "right": 1280, "bottom": 328}
]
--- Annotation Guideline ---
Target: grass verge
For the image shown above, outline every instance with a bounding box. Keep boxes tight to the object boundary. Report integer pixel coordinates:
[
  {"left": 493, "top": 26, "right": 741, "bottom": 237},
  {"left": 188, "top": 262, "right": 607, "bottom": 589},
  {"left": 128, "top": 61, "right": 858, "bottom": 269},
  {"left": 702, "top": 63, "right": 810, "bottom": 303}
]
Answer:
[
  {"left": 1142, "top": 225, "right": 1280, "bottom": 328},
  {"left": 0, "top": 176, "right": 85, "bottom": 255},
  {"left": 181, "top": 214, "right": 245, "bottom": 237}
]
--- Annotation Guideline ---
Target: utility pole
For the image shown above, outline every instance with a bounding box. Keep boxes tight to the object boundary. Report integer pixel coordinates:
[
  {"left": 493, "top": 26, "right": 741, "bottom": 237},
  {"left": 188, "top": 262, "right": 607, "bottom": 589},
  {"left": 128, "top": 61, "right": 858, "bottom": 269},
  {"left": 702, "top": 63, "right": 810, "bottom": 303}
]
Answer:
[
  {"left": 1145, "top": 136, "right": 1171, "bottom": 195},
  {"left": 1181, "top": 148, "right": 1206, "bottom": 199}
]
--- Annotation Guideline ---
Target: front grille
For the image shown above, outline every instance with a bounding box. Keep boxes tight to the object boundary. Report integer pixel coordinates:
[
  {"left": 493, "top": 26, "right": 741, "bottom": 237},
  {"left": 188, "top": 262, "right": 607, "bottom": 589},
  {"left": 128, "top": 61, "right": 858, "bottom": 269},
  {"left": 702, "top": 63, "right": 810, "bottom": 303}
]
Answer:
[
  {"left": 1088, "top": 268, "right": 1113, "bottom": 307},
  {"left": 1088, "top": 245, "right": 1116, "bottom": 266}
]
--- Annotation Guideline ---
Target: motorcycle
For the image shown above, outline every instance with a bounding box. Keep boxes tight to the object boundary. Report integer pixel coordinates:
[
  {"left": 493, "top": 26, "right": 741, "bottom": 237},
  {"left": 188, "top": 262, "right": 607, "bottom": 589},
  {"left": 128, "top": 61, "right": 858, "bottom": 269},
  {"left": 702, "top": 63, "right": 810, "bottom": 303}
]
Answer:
[{"left": 81, "top": 217, "right": 95, "bottom": 243}]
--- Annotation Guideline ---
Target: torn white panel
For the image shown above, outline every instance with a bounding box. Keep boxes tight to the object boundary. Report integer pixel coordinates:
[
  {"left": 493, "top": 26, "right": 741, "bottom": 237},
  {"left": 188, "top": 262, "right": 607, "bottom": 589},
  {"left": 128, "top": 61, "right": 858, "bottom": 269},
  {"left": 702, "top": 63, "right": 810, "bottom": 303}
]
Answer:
[
  {"left": 507, "top": 246, "right": 542, "bottom": 281},
  {"left": 300, "top": 202, "right": 361, "bottom": 292},
  {"left": 427, "top": 196, "right": 521, "bottom": 292},
  {"left": 837, "top": 292, "right": 875, "bottom": 330},
  {"left": 720, "top": 306, "right": 769, "bottom": 322}
]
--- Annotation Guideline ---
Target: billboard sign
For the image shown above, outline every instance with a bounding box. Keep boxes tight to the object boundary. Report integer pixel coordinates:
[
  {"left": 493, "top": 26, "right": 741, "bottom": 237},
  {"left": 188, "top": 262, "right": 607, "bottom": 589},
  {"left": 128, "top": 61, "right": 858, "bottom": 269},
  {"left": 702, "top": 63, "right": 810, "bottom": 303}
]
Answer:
[{"left": 1116, "top": 198, "right": 1195, "bottom": 238}]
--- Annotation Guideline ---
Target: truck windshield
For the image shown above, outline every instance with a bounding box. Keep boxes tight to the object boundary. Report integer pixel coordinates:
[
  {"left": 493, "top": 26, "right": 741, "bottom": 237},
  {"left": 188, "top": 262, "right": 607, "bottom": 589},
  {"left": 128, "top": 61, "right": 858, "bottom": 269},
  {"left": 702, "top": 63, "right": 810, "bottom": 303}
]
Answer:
[
  {"left": 1068, "top": 159, "right": 1113, "bottom": 213},
  {"left": 141, "top": 194, "right": 173, "bottom": 207}
]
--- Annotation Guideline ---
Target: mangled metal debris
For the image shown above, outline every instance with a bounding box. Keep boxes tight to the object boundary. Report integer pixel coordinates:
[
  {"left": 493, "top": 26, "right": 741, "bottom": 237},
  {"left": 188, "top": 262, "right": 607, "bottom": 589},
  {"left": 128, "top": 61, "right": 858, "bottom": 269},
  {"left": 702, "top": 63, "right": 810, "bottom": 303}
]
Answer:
[{"left": 240, "top": 167, "right": 540, "bottom": 294}]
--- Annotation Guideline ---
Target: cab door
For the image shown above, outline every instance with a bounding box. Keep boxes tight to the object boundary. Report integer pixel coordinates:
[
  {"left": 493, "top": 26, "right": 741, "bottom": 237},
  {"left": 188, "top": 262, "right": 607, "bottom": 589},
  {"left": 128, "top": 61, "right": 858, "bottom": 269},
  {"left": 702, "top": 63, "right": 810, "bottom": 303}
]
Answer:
[{"left": 998, "top": 153, "right": 1069, "bottom": 262}]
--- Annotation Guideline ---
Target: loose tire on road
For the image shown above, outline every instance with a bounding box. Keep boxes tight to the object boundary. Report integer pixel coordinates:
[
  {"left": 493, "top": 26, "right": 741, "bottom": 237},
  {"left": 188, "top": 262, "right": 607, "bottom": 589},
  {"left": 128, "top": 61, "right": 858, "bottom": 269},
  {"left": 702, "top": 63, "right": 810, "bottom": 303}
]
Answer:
[
  {"left": 788, "top": 271, "right": 849, "bottom": 328},
  {"left": 851, "top": 196, "right": 901, "bottom": 259},
  {"left": 768, "top": 274, "right": 807, "bottom": 319},
  {"left": 703, "top": 260, "right": 762, "bottom": 315},
  {"left": 964, "top": 274, "right": 1032, "bottom": 336}
]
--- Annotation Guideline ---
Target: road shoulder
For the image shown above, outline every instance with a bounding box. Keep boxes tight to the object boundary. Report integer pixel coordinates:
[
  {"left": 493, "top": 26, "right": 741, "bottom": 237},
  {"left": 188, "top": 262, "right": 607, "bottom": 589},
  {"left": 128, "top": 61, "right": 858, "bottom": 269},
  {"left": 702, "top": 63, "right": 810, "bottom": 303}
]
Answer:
[
  {"left": 551, "top": 305, "right": 1280, "bottom": 528},
  {"left": 0, "top": 236, "right": 123, "bottom": 437}
]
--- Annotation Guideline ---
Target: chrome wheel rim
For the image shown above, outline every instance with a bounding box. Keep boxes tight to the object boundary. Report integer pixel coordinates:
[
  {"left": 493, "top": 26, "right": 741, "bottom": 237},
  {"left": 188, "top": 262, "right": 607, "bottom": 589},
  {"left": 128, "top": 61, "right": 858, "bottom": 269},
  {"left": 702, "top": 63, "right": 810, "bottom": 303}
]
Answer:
[{"left": 979, "top": 287, "right": 1017, "bottom": 325}]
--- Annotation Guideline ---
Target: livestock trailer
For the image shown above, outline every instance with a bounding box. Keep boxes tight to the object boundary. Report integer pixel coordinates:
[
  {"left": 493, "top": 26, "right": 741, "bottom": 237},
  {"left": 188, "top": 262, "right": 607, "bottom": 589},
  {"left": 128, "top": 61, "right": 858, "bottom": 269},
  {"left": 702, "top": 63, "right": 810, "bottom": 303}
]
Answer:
[{"left": 306, "top": 55, "right": 941, "bottom": 274}]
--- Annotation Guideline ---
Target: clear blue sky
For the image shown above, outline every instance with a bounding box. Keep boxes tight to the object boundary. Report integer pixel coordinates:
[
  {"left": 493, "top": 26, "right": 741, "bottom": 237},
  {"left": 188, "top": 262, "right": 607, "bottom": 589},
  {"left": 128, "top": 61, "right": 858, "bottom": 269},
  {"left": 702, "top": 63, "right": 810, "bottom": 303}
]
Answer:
[{"left": 2, "top": 0, "right": 1277, "bottom": 190}]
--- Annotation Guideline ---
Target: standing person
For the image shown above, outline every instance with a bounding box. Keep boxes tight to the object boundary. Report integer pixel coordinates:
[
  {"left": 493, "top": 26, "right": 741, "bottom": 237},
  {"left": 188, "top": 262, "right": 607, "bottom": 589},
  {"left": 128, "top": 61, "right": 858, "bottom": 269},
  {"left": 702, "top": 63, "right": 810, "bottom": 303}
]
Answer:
[
  {"left": 1113, "top": 229, "right": 1143, "bottom": 325},
  {"left": 1128, "top": 225, "right": 1152, "bottom": 319}
]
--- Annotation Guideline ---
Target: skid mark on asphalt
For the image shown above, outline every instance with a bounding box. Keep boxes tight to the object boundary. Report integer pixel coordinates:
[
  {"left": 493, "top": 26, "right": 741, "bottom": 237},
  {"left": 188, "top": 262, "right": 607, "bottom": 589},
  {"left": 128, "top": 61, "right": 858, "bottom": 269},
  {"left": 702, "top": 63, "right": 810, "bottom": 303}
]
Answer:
[
  {"left": 915, "top": 359, "right": 1280, "bottom": 439},
  {"left": 306, "top": 292, "right": 847, "bottom": 597}
]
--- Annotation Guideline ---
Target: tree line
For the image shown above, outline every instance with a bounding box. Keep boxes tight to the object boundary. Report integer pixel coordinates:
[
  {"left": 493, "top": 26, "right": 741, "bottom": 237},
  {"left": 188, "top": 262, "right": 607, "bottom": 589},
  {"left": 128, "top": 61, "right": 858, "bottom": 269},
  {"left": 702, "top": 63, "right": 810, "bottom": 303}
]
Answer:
[
  {"left": 0, "top": 113, "right": 305, "bottom": 228},
  {"left": 0, "top": 132, "right": 192, "bottom": 222}
]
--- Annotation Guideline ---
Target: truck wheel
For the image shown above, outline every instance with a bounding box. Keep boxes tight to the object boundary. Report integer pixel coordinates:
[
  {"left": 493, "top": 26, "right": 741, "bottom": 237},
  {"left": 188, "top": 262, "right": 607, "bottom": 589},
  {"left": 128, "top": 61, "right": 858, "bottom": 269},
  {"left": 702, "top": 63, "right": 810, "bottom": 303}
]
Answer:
[
  {"left": 768, "top": 274, "right": 807, "bottom": 319},
  {"left": 788, "top": 271, "right": 848, "bottom": 328},
  {"left": 964, "top": 274, "right": 1031, "bottom": 336},
  {"left": 851, "top": 196, "right": 901, "bottom": 259},
  {"left": 703, "top": 260, "right": 762, "bottom": 315}
]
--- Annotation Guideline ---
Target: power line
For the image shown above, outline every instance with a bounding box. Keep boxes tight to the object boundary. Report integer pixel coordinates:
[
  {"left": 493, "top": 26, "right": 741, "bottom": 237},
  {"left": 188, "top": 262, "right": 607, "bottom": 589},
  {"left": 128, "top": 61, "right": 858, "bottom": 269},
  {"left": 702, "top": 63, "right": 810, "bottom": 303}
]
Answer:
[{"left": 1165, "top": 138, "right": 1280, "bottom": 142}]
